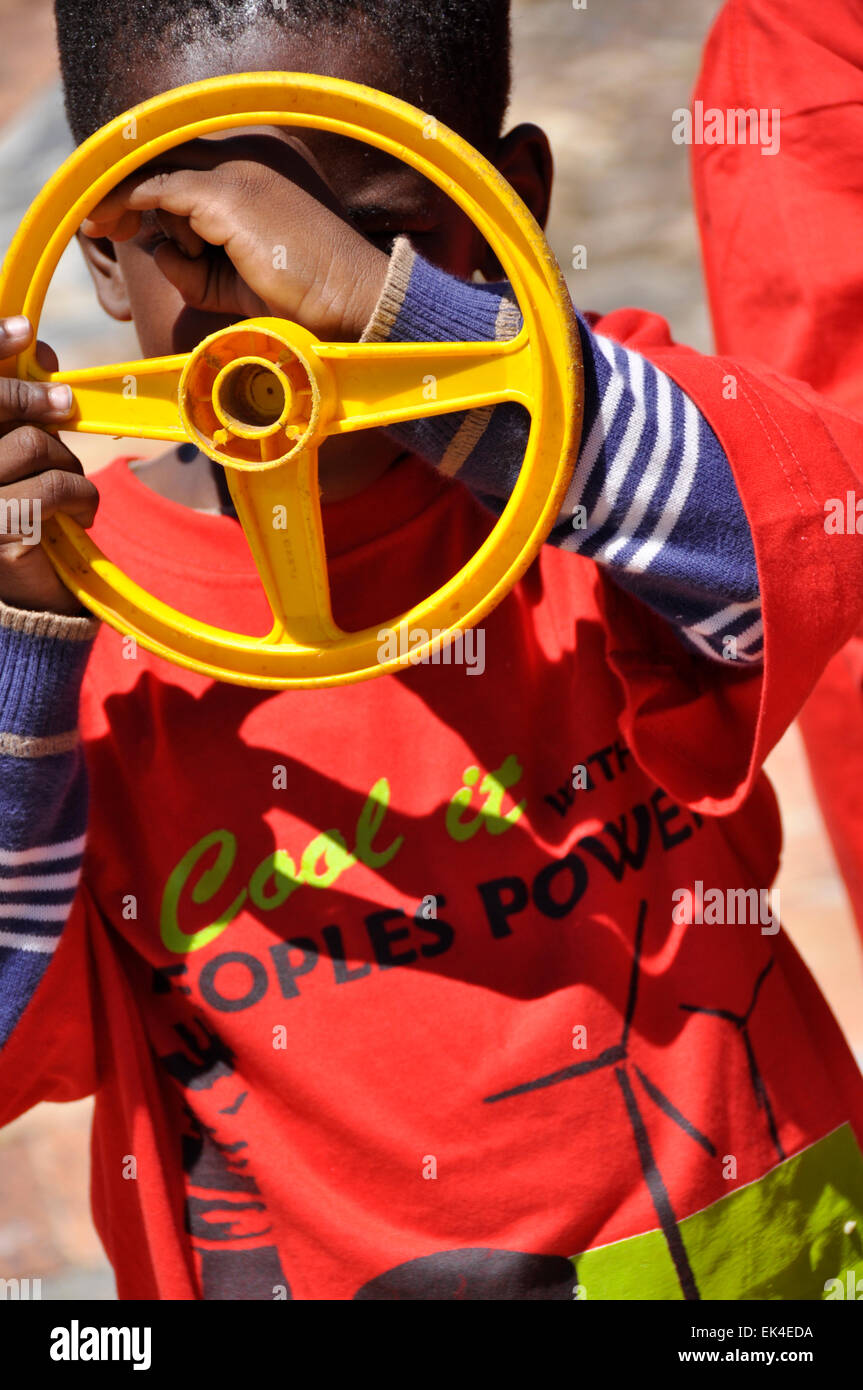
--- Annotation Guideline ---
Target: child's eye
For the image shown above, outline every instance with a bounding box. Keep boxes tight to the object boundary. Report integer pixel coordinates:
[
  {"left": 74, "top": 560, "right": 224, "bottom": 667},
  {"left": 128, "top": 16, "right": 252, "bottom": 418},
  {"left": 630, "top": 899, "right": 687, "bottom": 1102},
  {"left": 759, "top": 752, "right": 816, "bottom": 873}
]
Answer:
[
  {"left": 348, "top": 212, "right": 398, "bottom": 244},
  {"left": 348, "top": 204, "right": 439, "bottom": 250}
]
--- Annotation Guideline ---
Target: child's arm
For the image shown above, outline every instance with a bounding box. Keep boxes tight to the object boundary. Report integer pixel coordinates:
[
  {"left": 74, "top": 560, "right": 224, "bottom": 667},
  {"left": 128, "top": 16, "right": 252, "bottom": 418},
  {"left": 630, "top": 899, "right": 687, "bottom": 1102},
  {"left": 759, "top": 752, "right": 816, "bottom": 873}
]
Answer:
[
  {"left": 0, "top": 599, "right": 97, "bottom": 1047},
  {"left": 0, "top": 316, "right": 101, "bottom": 1073},
  {"left": 362, "top": 238, "right": 762, "bottom": 667}
]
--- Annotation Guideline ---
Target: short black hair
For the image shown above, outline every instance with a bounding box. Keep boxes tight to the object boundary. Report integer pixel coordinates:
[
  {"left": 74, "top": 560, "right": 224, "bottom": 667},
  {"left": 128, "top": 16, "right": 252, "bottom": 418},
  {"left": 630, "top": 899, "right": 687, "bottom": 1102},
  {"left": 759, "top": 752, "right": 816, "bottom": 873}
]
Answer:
[{"left": 55, "top": 0, "right": 511, "bottom": 150}]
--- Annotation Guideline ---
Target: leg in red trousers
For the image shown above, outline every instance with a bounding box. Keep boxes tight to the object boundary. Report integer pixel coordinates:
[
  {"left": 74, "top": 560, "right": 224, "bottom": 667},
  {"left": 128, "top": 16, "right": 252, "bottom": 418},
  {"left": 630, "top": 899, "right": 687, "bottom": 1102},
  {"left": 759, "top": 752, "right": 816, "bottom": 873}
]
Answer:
[{"left": 692, "top": 0, "right": 863, "bottom": 938}]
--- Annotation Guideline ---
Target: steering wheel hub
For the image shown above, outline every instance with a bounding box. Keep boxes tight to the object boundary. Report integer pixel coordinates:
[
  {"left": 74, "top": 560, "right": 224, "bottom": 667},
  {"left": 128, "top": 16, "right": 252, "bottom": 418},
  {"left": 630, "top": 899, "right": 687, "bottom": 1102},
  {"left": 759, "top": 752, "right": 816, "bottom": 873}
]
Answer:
[{"left": 179, "top": 319, "right": 323, "bottom": 470}]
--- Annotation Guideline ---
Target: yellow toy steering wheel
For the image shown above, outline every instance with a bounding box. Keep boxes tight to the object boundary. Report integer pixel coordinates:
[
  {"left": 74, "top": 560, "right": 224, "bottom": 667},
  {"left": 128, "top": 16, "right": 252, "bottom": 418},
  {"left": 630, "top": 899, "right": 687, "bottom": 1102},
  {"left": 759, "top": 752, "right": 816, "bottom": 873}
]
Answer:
[{"left": 0, "top": 73, "right": 582, "bottom": 689}]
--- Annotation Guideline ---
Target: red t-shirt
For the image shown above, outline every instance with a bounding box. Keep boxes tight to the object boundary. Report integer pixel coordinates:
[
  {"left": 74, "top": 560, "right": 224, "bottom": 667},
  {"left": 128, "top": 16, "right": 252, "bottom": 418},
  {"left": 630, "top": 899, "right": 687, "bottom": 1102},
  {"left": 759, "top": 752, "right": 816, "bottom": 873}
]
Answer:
[{"left": 2, "top": 309, "right": 863, "bottom": 1300}]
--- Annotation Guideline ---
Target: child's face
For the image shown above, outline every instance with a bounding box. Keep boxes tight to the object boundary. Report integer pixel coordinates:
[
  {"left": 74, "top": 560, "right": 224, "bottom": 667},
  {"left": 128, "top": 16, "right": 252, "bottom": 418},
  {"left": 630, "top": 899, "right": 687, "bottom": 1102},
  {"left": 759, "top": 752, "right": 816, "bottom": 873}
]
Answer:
[{"left": 79, "top": 20, "right": 552, "bottom": 498}]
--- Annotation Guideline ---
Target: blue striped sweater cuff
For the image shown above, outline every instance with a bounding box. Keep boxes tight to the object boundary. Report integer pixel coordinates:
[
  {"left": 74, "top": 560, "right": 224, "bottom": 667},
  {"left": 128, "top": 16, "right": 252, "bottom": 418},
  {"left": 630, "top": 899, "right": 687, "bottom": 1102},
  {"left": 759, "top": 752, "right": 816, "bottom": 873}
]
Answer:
[
  {"left": 361, "top": 235, "right": 515, "bottom": 464},
  {"left": 0, "top": 600, "right": 98, "bottom": 743}
]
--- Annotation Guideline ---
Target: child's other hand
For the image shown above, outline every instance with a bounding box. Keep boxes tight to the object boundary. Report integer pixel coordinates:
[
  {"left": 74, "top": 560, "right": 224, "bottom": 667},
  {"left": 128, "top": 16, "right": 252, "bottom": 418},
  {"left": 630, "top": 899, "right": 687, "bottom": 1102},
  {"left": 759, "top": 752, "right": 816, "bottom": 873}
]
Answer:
[
  {"left": 80, "top": 133, "right": 391, "bottom": 342},
  {"left": 0, "top": 316, "right": 98, "bottom": 615}
]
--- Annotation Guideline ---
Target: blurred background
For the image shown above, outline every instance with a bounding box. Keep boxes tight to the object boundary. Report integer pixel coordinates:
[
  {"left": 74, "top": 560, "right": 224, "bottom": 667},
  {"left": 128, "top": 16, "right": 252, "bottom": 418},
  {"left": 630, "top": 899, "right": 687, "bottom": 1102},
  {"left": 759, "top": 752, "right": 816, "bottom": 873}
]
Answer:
[{"left": 0, "top": 0, "right": 860, "bottom": 1299}]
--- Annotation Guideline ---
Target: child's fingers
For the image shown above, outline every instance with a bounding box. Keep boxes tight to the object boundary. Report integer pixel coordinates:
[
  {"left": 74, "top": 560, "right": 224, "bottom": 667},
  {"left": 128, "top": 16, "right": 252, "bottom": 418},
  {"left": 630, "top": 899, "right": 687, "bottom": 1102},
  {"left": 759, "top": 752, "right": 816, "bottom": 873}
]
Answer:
[
  {"left": 81, "top": 206, "right": 143, "bottom": 243},
  {"left": 0, "top": 424, "right": 87, "bottom": 487},
  {"left": 0, "top": 320, "right": 69, "bottom": 429},
  {"left": 0, "top": 433, "right": 97, "bottom": 540},
  {"left": 82, "top": 168, "right": 237, "bottom": 249},
  {"left": 150, "top": 239, "right": 214, "bottom": 310},
  {"left": 0, "top": 473, "right": 98, "bottom": 540},
  {"left": 0, "top": 314, "right": 33, "bottom": 359},
  {"left": 80, "top": 131, "right": 346, "bottom": 244},
  {"left": 154, "top": 209, "right": 206, "bottom": 260},
  {"left": 35, "top": 340, "right": 60, "bottom": 373},
  {"left": 151, "top": 240, "right": 261, "bottom": 318},
  {"left": 0, "top": 316, "right": 63, "bottom": 376},
  {"left": 0, "top": 317, "right": 62, "bottom": 376},
  {"left": 0, "top": 375, "right": 74, "bottom": 428}
]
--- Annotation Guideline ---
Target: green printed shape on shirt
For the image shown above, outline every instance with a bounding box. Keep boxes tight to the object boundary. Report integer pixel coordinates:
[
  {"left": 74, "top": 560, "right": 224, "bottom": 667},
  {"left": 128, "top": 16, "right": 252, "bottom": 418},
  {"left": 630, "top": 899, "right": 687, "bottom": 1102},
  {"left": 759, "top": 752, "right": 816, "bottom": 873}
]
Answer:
[{"left": 572, "top": 1123, "right": 863, "bottom": 1300}]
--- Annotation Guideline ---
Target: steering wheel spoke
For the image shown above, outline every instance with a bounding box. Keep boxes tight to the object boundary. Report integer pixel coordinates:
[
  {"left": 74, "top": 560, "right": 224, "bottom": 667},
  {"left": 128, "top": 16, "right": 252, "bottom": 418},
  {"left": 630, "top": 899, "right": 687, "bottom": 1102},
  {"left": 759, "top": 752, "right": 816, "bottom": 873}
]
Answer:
[
  {"left": 225, "top": 447, "right": 341, "bottom": 648},
  {"left": 39, "top": 355, "right": 190, "bottom": 442},
  {"left": 316, "top": 334, "right": 533, "bottom": 435}
]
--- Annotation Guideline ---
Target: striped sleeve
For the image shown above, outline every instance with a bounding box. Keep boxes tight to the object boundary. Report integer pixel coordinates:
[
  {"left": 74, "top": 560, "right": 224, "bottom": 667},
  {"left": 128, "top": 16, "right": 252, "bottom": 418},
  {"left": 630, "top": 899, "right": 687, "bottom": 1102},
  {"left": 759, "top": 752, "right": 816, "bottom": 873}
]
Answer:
[
  {"left": 362, "top": 237, "right": 762, "bottom": 667},
  {"left": 0, "top": 598, "right": 98, "bottom": 1047}
]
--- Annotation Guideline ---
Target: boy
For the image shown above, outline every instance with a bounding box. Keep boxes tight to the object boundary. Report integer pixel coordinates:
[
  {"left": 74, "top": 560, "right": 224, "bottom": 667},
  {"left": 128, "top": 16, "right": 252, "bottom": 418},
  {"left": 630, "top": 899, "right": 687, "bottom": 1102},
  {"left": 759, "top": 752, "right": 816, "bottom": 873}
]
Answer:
[{"left": 0, "top": 0, "right": 862, "bottom": 1300}]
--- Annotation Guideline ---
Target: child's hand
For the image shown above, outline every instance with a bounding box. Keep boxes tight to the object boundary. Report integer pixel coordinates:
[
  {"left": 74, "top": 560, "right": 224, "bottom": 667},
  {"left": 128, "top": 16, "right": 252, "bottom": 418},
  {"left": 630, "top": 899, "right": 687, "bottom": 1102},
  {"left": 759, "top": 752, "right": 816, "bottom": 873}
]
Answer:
[
  {"left": 0, "top": 317, "right": 98, "bottom": 615},
  {"left": 81, "top": 133, "right": 391, "bottom": 342}
]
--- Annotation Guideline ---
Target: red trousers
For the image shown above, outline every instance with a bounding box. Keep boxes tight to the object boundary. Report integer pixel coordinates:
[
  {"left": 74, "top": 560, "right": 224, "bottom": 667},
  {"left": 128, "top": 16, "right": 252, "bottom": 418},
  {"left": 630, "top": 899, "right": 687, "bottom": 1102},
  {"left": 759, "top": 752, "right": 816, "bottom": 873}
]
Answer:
[{"left": 692, "top": 0, "right": 863, "bottom": 937}]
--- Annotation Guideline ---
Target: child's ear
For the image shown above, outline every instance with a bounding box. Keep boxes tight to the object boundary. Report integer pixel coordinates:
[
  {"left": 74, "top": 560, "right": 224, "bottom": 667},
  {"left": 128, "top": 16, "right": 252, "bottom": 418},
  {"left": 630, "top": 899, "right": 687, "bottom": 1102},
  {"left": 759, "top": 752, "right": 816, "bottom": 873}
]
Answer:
[
  {"left": 482, "top": 123, "right": 554, "bottom": 280},
  {"left": 76, "top": 232, "right": 133, "bottom": 321}
]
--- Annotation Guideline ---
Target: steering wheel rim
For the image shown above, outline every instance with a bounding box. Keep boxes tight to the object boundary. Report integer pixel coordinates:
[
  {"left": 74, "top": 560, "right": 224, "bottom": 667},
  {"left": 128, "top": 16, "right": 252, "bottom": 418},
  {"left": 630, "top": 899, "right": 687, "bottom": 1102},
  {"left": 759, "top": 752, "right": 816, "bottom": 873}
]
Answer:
[{"left": 0, "top": 73, "right": 583, "bottom": 689}]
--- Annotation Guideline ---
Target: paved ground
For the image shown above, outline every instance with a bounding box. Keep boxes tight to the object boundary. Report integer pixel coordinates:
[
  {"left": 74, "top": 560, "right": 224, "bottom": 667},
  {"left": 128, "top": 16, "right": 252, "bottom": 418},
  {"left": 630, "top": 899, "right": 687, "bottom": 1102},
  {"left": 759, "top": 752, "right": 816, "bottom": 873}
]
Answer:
[{"left": 0, "top": 0, "right": 860, "bottom": 1301}]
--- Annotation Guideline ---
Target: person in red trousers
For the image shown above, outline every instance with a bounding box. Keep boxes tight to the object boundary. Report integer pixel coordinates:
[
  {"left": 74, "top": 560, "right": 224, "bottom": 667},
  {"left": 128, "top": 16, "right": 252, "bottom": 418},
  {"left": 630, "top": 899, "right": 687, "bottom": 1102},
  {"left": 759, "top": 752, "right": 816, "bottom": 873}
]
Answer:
[{"left": 692, "top": 0, "right": 863, "bottom": 939}]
